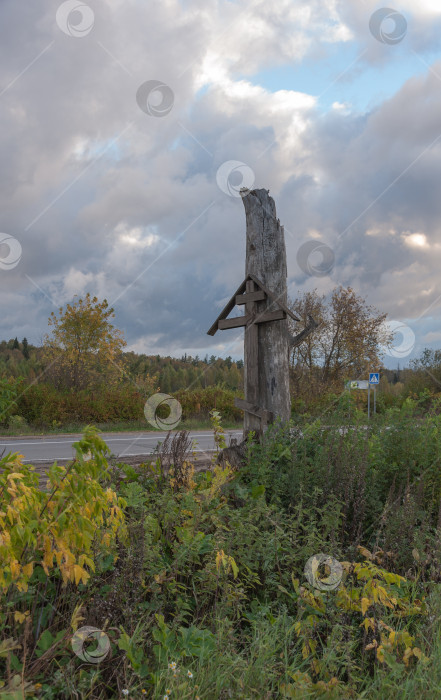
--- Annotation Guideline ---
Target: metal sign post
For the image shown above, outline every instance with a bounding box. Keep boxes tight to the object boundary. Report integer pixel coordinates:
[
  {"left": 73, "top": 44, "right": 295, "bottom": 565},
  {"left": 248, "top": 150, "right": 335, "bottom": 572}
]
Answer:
[
  {"left": 369, "top": 373, "right": 380, "bottom": 418},
  {"left": 346, "top": 378, "right": 378, "bottom": 419}
]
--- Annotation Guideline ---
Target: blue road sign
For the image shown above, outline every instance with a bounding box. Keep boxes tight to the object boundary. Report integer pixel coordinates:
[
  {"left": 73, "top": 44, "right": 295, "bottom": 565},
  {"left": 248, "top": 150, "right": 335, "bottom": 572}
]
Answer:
[{"left": 369, "top": 373, "right": 380, "bottom": 385}]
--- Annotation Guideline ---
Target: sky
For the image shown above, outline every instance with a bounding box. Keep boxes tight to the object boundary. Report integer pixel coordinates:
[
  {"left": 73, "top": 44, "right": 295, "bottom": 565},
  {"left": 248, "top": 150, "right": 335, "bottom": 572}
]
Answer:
[{"left": 1, "top": 0, "right": 441, "bottom": 368}]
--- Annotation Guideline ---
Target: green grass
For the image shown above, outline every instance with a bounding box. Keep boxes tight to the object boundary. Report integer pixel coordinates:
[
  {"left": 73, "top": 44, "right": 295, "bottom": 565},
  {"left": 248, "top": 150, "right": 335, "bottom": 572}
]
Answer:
[
  {"left": 0, "top": 417, "right": 243, "bottom": 438},
  {"left": 3, "top": 401, "right": 441, "bottom": 697}
]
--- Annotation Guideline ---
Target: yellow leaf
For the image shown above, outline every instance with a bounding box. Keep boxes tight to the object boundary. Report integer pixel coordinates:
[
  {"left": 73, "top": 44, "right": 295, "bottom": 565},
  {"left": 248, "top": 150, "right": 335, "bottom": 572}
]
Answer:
[
  {"left": 216, "top": 550, "right": 225, "bottom": 572},
  {"left": 229, "top": 556, "right": 239, "bottom": 579},
  {"left": 71, "top": 604, "right": 84, "bottom": 633},
  {"left": 154, "top": 570, "right": 166, "bottom": 584},
  {"left": 412, "top": 549, "right": 420, "bottom": 562},
  {"left": 361, "top": 597, "right": 370, "bottom": 616},
  {"left": 43, "top": 535, "right": 53, "bottom": 570},
  {"left": 403, "top": 647, "right": 413, "bottom": 666},
  {"left": 401, "top": 631, "right": 414, "bottom": 647},
  {"left": 14, "top": 611, "right": 29, "bottom": 624},
  {"left": 10, "top": 560, "right": 20, "bottom": 580},
  {"left": 73, "top": 564, "right": 89, "bottom": 586},
  {"left": 78, "top": 554, "right": 95, "bottom": 572},
  {"left": 22, "top": 563, "right": 33, "bottom": 578},
  {"left": 378, "top": 620, "right": 394, "bottom": 633},
  {"left": 361, "top": 617, "right": 375, "bottom": 632},
  {"left": 378, "top": 585, "right": 394, "bottom": 608},
  {"left": 358, "top": 546, "right": 373, "bottom": 560}
]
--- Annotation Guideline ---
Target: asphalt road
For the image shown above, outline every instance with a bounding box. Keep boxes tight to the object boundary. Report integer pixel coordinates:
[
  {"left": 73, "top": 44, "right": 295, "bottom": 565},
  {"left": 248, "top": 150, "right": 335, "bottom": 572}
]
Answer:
[{"left": 0, "top": 429, "right": 244, "bottom": 463}]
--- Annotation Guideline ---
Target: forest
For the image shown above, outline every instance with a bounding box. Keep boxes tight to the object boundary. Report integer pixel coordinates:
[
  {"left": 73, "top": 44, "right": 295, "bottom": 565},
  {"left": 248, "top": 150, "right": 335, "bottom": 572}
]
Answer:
[{"left": 0, "top": 287, "right": 440, "bottom": 434}]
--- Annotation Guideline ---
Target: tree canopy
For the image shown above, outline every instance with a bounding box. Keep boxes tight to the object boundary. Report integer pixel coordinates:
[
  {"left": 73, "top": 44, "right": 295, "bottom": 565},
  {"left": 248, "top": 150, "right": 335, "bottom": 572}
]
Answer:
[
  {"left": 44, "top": 294, "right": 126, "bottom": 390},
  {"left": 289, "top": 287, "right": 392, "bottom": 396}
]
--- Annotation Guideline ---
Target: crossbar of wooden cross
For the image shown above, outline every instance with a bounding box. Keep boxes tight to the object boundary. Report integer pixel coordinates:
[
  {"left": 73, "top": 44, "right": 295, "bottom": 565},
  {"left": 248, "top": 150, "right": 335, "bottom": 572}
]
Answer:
[
  {"left": 207, "top": 273, "right": 300, "bottom": 336},
  {"left": 207, "top": 274, "right": 318, "bottom": 433}
]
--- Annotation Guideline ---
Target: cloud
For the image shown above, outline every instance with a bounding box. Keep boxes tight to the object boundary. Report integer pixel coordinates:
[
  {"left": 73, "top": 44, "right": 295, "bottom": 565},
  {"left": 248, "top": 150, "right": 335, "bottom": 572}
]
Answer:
[{"left": 0, "top": 0, "right": 441, "bottom": 368}]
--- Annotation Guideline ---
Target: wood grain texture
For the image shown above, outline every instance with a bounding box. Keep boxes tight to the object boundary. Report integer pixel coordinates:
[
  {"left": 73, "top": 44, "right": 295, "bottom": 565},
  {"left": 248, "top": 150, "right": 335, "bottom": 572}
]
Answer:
[
  {"left": 236, "top": 290, "right": 266, "bottom": 305},
  {"left": 252, "top": 309, "right": 286, "bottom": 324},
  {"left": 242, "top": 189, "right": 291, "bottom": 430},
  {"left": 244, "top": 279, "right": 261, "bottom": 433},
  {"left": 218, "top": 316, "right": 249, "bottom": 330}
]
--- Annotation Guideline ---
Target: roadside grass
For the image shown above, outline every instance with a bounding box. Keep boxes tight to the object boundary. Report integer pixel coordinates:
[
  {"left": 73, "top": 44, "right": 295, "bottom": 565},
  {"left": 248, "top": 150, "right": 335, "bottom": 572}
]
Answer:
[
  {"left": 0, "top": 417, "right": 243, "bottom": 438},
  {"left": 2, "top": 400, "right": 441, "bottom": 697}
]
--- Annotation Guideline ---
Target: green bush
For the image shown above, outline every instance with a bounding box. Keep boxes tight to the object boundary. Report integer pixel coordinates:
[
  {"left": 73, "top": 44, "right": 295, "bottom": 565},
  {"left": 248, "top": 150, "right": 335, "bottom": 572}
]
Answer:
[
  {"left": 7, "top": 414, "right": 27, "bottom": 430},
  {"left": 174, "top": 386, "right": 243, "bottom": 421},
  {"left": 16, "top": 383, "right": 146, "bottom": 427}
]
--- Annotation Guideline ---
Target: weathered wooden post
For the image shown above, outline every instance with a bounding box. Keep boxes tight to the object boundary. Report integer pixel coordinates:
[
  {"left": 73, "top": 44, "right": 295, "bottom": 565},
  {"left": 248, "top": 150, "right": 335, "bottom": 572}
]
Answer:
[
  {"left": 242, "top": 189, "right": 290, "bottom": 432},
  {"left": 208, "top": 188, "right": 317, "bottom": 439}
]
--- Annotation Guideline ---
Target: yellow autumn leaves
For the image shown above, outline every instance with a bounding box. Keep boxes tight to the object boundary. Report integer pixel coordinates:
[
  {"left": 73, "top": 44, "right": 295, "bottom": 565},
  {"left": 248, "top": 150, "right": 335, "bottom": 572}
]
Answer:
[
  {"left": 291, "top": 546, "right": 430, "bottom": 677},
  {"left": 0, "top": 427, "right": 127, "bottom": 593},
  {"left": 215, "top": 550, "right": 239, "bottom": 579}
]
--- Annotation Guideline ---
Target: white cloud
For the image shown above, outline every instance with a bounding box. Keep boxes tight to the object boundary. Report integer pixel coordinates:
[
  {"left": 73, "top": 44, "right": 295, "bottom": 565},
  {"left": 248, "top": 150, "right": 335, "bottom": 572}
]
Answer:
[{"left": 403, "top": 232, "right": 428, "bottom": 248}]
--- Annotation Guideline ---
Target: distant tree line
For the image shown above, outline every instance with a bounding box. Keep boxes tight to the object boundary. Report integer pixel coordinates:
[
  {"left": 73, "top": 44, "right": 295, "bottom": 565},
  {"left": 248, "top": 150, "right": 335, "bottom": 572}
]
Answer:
[
  {"left": 0, "top": 340, "right": 244, "bottom": 394},
  {"left": 2, "top": 290, "right": 441, "bottom": 428}
]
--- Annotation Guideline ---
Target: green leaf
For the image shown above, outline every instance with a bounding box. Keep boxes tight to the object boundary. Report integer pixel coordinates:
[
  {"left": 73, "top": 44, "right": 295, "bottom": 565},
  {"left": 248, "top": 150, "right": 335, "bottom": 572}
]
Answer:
[
  {"left": 230, "top": 557, "right": 239, "bottom": 579},
  {"left": 36, "top": 629, "right": 54, "bottom": 655},
  {"left": 0, "top": 639, "right": 21, "bottom": 658},
  {"left": 251, "top": 484, "right": 265, "bottom": 498}
]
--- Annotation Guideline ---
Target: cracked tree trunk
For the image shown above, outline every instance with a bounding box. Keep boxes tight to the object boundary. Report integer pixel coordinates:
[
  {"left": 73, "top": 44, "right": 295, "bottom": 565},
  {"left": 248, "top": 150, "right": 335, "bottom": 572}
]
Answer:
[{"left": 241, "top": 188, "right": 291, "bottom": 434}]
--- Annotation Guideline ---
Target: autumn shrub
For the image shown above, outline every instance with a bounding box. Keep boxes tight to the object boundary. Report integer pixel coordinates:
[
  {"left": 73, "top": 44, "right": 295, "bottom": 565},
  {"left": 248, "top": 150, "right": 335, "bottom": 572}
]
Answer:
[
  {"left": 11, "top": 381, "right": 243, "bottom": 430},
  {"left": 0, "top": 427, "right": 126, "bottom": 591},
  {"left": 0, "top": 427, "right": 127, "bottom": 695},
  {"left": 16, "top": 383, "right": 147, "bottom": 427},
  {"left": 7, "top": 414, "right": 28, "bottom": 430},
  {"left": 174, "top": 386, "right": 243, "bottom": 422}
]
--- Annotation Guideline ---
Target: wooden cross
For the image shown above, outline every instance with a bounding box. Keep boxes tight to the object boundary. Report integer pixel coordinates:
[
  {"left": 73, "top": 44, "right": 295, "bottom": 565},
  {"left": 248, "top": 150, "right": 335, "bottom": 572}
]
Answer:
[{"left": 208, "top": 189, "right": 317, "bottom": 437}]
